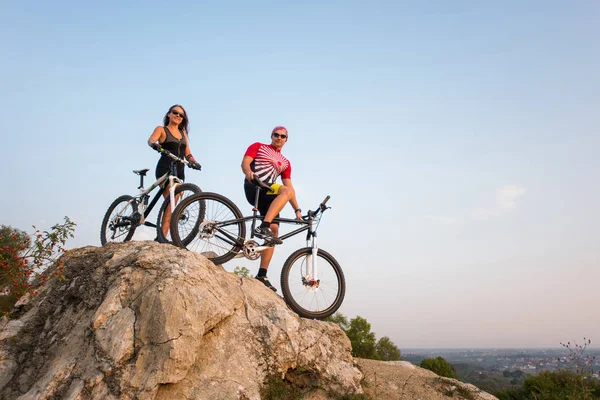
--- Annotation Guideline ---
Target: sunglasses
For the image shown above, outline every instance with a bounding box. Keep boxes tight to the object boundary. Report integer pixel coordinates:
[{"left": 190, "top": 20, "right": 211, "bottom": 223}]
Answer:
[
  {"left": 272, "top": 133, "right": 288, "bottom": 139},
  {"left": 171, "top": 110, "right": 185, "bottom": 118}
]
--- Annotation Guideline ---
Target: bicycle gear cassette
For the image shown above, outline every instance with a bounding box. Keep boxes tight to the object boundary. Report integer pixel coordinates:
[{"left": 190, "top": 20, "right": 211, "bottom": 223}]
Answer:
[{"left": 198, "top": 220, "right": 217, "bottom": 239}]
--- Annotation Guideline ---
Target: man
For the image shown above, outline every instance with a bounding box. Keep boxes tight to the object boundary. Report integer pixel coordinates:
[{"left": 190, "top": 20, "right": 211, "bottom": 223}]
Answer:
[{"left": 241, "top": 126, "right": 302, "bottom": 292}]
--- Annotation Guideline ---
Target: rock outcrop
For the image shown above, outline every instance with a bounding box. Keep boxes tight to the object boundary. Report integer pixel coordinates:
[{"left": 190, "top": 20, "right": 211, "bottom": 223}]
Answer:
[{"left": 0, "top": 241, "right": 496, "bottom": 399}]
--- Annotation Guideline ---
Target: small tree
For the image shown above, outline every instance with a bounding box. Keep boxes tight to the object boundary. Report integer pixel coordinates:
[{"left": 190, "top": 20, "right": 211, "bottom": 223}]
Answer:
[
  {"left": 420, "top": 356, "right": 457, "bottom": 379},
  {"left": 560, "top": 338, "right": 596, "bottom": 375},
  {"left": 376, "top": 336, "right": 401, "bottom": 361},
  {"left": 233, "top": 266, "right": 252, "bottom": 278},
  {"left": 345, "top": 316, "right": 378, "bottom": 359},
  {"left": 0, "top": 217, "right": 76, "bottom": 314}
]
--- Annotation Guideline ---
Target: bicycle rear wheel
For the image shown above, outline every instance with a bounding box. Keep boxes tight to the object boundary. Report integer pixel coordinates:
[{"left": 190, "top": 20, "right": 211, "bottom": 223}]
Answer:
[
  {"left": 156, "top": 183, "right": 202, "bottom": 244},
  {"left": 170, "top": 192, "right": 246, "bottom": 265},
  {"left": 280, "top": 248, "right": 345, "bottom": 319},
  {"left": 100, "top": 195, "right": 138, "bottom": 245}
]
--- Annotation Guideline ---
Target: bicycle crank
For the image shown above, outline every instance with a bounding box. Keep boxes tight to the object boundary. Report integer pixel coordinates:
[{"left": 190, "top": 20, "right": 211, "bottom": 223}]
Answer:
[{"left": 242, "top": 240, "right": 261, "bottom": 260}]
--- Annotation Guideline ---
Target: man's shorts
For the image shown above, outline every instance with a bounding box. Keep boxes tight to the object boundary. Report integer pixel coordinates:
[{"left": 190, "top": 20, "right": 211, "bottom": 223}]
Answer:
[{"left": 244, "top": 181, "right": 282, "bottom": 225}]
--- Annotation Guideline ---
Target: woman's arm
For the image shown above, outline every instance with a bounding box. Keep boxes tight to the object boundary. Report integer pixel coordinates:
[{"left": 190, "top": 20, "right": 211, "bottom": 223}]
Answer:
[
  {"left": 183, "top": 131, "right": 198, "bottom": 163},
  {"left": 148, "top": 126, "right": 165, "bottom": 147}
]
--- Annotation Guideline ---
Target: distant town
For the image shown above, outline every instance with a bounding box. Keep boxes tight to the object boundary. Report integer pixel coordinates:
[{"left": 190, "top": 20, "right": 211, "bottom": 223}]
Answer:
[{"left": 403, "top": 348, "right": 600, "bottom": 393}]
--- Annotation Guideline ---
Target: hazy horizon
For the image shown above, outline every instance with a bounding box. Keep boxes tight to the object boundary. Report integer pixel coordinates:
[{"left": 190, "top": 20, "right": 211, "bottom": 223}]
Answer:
[{"left": 1, "top": 1, "right": 598, "bottom": 348}]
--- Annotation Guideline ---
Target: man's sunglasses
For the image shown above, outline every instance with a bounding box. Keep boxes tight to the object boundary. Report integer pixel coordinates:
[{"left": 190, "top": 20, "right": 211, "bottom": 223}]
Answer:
[
  {"left": 171, "top": 110, "right": 185, "bottom": 118},
  {"left": 272, "top": 133, "right": 288, "bottom": 139}
]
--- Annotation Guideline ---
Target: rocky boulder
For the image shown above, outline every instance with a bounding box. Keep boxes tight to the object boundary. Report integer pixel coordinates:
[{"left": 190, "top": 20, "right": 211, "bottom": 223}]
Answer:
[{"left": 0, "top": 241, "right": 496, "bottom": 399}]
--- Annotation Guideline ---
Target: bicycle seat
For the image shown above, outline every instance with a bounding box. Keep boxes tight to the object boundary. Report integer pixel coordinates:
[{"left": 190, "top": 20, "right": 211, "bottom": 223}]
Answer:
[
  {"left": 133, "top": 169, "right": 150, "bottom": 176},
  {"left": 251, "top": 176, "right": 272, "bottom": 191}
]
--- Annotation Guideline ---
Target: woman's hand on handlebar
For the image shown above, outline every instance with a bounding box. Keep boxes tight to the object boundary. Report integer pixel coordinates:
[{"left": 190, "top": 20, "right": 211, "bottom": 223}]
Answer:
[{"left": 150, "top": 142, "right": 162, "bottom": 152}]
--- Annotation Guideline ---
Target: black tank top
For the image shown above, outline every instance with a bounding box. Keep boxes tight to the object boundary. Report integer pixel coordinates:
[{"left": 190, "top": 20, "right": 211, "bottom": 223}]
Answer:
[
  {"left": 156, "top": 127, "right": 187, "bottom": 177},
  {"left": 160, "top": 126, "right": 186, "bottom": 158}
]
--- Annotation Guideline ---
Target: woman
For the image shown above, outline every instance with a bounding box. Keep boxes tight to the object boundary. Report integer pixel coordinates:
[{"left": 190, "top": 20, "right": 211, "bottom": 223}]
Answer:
[{"left": 147, "top": 104, "right": 201, "bottom": 238}]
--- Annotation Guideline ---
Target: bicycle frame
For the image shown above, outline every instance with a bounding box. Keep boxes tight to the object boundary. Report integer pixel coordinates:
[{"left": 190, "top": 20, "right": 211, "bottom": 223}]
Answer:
[
  {"left": 134, "top": 173, "right": 184, "bottom": 227},
  {"left": 115, "top": 150, "right": 188, "bottom": 229},
  {"left": 220, "top": 187, "right": 329, "bottom": 282}
]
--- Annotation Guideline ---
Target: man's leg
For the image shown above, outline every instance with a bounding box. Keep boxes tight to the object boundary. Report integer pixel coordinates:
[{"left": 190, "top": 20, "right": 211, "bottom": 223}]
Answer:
[
  {"left": 263, "top": 186, "right": 294, "bottom": 222},
  {"left": 258, "top": 224, "right": 278, "bottom": 270},
  {"left": 255, "top": 223, "right": 279, "bottom": 292},
  {"left": 255, "top": 187, "right": 293, "bottom": 244}
]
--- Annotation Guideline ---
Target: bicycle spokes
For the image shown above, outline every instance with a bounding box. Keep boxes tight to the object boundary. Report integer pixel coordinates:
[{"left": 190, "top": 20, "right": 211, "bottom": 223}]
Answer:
[
  {"left": 170, "top": 193, "right": 246, "bottom": 265},
  {"left": 281, "top": 248, "right": 345, "bottom": 319}
]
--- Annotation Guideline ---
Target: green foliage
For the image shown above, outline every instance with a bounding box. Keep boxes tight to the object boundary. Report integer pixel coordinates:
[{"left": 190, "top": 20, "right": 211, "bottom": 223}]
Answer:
[
  {"left": 233, "top": 266, "right": 252, "bottom": 278},
  {"left": 420, "top": 356, "right": 457, "bottom": 379},
  {"left": 345, "top": 316, "right": 378, "bottom": 359},
  {"left": 496, "top": 370, "right": 600, "bottom": 400},
  {"left": 440, "top": 382, "right": 475, "bottom": 400},
  {"left": 327, "top": 313, "right": 401, "bottom": 362},
  {"left": 260, "top": 374, "right": 304, "bottom": 400},
  {"left": 495, "top": 338, "right": 600, "bottom": 400},
  {"left": 0, "top": 226, "right": 29, "bottom": 294},
  {"left": 525, "top": 370, "right": 600, "bottom": 399},
  {"left": 0, "top": 217, "right": 76, "bottom": 314},
  {"left": 375, "top": 336, "right": 401, "bottom": 361},
  {"left": 325, "top": 312, "right": 349, "bottom": 331}
]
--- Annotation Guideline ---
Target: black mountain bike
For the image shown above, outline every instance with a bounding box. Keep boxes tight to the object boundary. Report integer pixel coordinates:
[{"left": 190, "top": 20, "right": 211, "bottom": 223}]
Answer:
[
  {"left": 100, "top": 148, "right": 202, "bottom": 245},
  {"left": 169, "top": 177, "right": 345, "bottom": 319}
]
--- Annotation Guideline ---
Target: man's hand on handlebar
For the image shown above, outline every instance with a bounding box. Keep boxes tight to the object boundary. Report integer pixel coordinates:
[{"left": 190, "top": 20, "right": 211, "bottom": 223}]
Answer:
[{"left": 189, "top": 161, "right": 202, "bottom": 170}]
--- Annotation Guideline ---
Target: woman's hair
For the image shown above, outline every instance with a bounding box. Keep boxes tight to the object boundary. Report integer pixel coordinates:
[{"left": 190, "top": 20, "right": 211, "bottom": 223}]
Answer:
[{"left": 163, "top": 104, "right": 190, "bottom": 133}]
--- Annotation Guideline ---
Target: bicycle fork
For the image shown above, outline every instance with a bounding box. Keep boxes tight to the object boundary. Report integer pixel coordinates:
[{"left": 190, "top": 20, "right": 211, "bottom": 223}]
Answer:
[{"left": 305, "top": 234, "right": 320, "bottom": 290}]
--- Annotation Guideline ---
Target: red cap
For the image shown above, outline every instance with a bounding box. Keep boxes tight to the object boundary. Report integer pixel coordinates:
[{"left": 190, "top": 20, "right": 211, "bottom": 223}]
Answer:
[{"left": 272, "top": 126, "right": 288, "bottom": 135}]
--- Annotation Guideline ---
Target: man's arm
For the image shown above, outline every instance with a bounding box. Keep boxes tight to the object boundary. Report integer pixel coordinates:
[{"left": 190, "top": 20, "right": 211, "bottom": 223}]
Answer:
[
  {"left": 241, "top": 156, "right": 255, "bottom": 182},
  {"left": 282, "top": 178, "right": 302, "bottom": 218}
]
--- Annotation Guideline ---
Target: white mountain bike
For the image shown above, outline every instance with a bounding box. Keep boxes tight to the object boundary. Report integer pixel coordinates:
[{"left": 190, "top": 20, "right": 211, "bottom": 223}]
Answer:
[{"left": 100, "top": 147, "right": 202, "bottom": 245}]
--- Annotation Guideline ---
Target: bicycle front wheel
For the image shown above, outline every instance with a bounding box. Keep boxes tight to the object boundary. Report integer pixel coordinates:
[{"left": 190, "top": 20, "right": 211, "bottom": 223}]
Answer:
[
  {"left": 170, "top": 192, "right": 246, "bottom": 265},
  {"left": 100, "top": 195, "right": 138, "bottom": 245},
  {"left": 156, "top": 183, "right": 202, "bottom": 245},
  {"left": 281, "top": 248, "right": 345, "bottom": 319}
]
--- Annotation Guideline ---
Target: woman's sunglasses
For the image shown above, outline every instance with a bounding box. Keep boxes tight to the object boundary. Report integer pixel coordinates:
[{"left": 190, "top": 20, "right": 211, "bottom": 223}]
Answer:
[
  {"left": 171, "top": 110, "right": 185, "bottom": 118},
  {"left": 272, "top": 133, "right": 288, "bottom": 139}
]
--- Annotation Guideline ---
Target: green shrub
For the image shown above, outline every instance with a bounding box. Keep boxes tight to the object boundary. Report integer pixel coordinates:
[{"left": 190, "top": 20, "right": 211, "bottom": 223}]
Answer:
[
  {"left": 524, "top": 370, "right": 600, "bottom": 400},
  {"left": 420, "top": 356, "right": 457, "bottom": 379}
]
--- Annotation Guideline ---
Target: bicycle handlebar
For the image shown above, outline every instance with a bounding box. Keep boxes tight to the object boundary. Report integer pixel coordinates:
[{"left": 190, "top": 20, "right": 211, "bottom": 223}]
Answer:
[
  {"left": 151, "top": 145, "right": 201, "bottom": 168},
  {"left": 151, "top": 146, "right": 188, "bottom": 164},
  {"left": 306, "top": 195, "right": 331, "bottom": 219}
]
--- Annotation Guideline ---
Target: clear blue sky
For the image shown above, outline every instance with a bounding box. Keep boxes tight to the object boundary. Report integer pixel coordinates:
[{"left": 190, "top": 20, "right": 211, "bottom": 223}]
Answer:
[{"left": 1, "top": 1, "right": 598, "bottom": 348}]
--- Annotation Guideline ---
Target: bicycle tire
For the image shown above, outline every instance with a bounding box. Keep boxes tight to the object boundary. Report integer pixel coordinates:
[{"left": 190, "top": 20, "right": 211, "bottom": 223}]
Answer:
[
  {"left": 280, "top": 247, "right": 345, "bottom": 319},
  {"left": 156, "top": 183, "right": 202, "bottom": 244},
  {"left": 170, "top": 192, "right": 246, "bottom": 265},
  {"left": 100, "top": 195, "right": 138, "bottom": 246}
]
